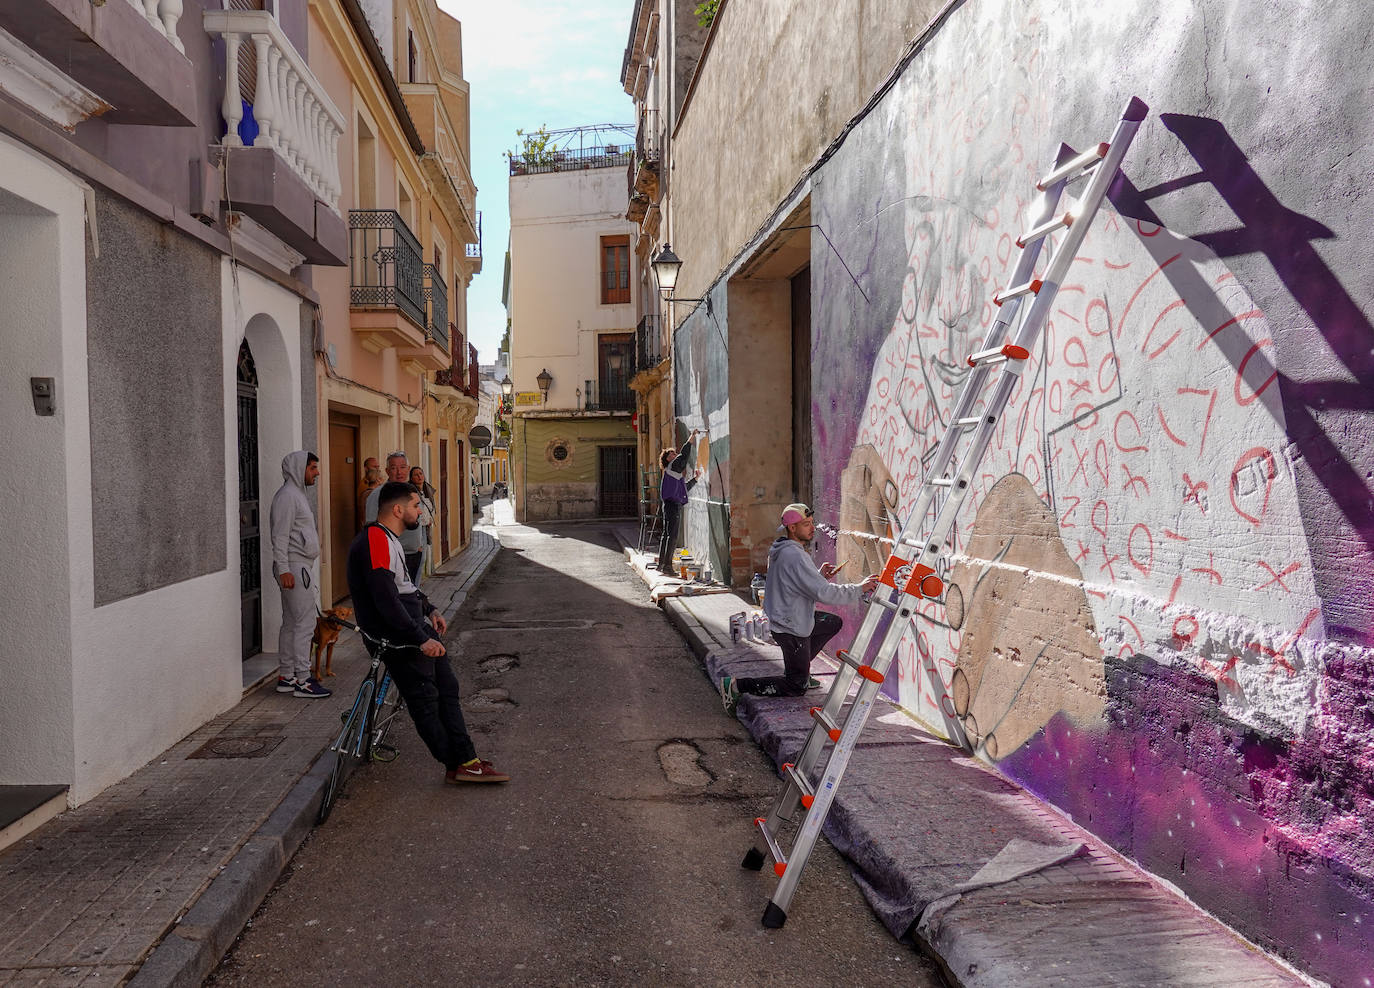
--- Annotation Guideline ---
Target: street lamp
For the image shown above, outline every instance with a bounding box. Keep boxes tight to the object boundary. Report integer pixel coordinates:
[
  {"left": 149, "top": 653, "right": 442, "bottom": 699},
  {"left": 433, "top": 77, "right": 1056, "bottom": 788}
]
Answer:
[
  {"left": 650, "top": 242, "right": 706, "bottom": 304},
  {"left": 500, "top": 375, "right": 513, "bottom": 397},
  {"left": 536, "top": 367, "right": 553, "bottom": 402},
  {"left": 651, "top": 243, "right": 681, "bottom": 297}
]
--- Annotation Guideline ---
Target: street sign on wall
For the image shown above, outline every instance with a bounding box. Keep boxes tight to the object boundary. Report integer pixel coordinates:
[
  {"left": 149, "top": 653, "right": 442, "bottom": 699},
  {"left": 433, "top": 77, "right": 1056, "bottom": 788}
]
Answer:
[
  {"left": 468, "top": 425, "right": 493, "bottom": 450},
  {"left": 514, "top": 391, "right": 543, "bottom": 406}
]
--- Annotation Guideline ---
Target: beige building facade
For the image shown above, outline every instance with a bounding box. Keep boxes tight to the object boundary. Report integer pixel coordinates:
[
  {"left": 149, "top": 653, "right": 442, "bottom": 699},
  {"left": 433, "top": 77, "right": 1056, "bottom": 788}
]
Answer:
[
  {"left": 507, "top": 133, "right": 639, "bottom": 522},
  {"left": 309, "top": 0, "right": 481, "bottom": 603}
]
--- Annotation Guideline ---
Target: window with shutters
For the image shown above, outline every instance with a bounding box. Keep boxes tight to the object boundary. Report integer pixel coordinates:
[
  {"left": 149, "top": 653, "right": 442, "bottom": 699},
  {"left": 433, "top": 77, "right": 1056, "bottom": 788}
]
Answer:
[{"left": 600, "top": 235, "right": 630, "bottom": 305}]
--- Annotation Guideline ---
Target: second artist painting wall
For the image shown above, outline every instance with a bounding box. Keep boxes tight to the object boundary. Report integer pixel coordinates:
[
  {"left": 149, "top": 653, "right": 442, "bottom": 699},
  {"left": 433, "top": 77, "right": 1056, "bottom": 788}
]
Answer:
[{"left": 669, "top": 0, "right": 1374, "bottom": 983}]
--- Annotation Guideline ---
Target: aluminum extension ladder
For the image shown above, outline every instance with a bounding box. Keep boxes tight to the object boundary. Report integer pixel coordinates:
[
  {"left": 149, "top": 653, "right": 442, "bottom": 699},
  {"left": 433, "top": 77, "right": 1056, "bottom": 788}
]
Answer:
[{"left": 742, "top": 97, "right": 1150, "bottom": 929}]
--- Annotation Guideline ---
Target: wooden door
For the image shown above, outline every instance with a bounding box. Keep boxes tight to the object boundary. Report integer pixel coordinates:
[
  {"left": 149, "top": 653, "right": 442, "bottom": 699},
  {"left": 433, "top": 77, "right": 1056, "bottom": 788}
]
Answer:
[
  {"left": 439, "top": 438, "right": 451, "bottom": 559},
  {"left": 327, "top": 421, "right": 359, "bottom": 602}
]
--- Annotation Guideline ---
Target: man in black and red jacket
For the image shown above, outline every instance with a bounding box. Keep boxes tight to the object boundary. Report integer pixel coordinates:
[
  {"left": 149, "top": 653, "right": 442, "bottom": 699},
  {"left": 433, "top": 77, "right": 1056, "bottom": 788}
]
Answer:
[{"left": 346, "top": 481, "right": 510, "bottom": 784}]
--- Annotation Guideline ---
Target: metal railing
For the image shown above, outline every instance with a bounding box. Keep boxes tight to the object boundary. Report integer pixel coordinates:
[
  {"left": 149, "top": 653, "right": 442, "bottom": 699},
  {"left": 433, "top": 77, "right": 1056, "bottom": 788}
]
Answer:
[
  {"left": 509, "top": 145, "right": 633, "bottom": 176},
  {"left": 435, "top": 326, "right": 465, "bottom": 389},
  {"left": 584, "top": 375, "right": 635, "bottom": 412},
  {"left": 468, "top": 343, "right": 479, "bottom": 395},
  {"left": 349, "top": 210, "right": 425, "bottom": 330},
  {"left": 424, "top": 265, "right": 448, "bottom": 351},
  {"left": 636, "top": 109, "right": 661, "bottom": 166},
  {"left": 635, "top": 314, "right": 662, "bottom": 373},
  {"left": 466, "top": 210, "right": 482, "bottom": 259}
]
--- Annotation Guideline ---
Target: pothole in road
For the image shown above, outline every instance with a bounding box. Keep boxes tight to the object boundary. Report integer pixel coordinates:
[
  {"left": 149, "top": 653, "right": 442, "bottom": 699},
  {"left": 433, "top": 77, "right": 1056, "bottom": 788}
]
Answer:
[
  {"left": 468, "top": 688, "right": 516, "bottom": 710},
  {"left": 478, "top": 653, "right": 519, "bottom": 676},
  {"left": 657, "top": 741, "right": 713, "bottom": 788}
]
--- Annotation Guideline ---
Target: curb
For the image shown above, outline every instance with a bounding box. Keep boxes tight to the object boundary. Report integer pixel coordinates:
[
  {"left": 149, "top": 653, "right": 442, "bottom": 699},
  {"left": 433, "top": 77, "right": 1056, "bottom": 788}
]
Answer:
[{"left": 127, "top": 535, "right": 503, "bottom": 988}]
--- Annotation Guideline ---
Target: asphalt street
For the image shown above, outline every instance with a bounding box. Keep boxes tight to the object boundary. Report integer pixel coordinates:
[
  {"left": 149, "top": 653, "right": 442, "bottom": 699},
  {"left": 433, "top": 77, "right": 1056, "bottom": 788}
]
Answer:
[{"left": 207, "top": 511, "right": 945, "bottom": 986}]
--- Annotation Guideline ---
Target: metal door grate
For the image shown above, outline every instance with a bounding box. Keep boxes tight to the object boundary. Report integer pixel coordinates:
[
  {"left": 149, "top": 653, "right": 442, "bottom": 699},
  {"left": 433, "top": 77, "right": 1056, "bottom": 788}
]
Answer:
[{"left": 598, "top": 446, "right": 637, "bottom": 517}]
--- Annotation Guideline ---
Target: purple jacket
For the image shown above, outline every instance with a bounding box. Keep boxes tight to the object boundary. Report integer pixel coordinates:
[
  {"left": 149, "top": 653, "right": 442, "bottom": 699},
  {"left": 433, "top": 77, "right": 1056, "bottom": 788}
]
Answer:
[{"left": 660, "top": 442, "right": 698, "bottom": 505}]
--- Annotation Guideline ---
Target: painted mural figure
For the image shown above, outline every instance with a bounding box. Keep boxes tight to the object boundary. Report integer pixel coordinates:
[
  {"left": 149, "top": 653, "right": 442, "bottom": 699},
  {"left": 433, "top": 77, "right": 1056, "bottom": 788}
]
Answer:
[{"left": 720, "top": 504, "right": 880, "bottom": 715}]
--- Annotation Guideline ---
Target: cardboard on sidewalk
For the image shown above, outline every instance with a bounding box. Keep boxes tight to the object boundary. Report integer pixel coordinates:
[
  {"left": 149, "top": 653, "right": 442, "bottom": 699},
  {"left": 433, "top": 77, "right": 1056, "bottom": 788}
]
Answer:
[{"left": 622, "top": 543, "right": 1305, "bottom": 987}]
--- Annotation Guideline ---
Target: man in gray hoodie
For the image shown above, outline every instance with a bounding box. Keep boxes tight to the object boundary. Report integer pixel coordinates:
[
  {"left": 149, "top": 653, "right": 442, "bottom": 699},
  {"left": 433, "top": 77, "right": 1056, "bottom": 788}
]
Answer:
[
  {"left": 720, "top": 503, "right": 878, "bottom": 713},
  {"left": 269, "top": 450, "right": 331, "bottom": 698}
]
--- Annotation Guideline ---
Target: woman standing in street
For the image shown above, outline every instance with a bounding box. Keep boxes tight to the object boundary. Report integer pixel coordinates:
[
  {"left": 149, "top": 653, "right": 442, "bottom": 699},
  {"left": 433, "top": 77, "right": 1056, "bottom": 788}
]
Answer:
[{"left": 409, "top": 466, "right": 436, "bottom": 584}]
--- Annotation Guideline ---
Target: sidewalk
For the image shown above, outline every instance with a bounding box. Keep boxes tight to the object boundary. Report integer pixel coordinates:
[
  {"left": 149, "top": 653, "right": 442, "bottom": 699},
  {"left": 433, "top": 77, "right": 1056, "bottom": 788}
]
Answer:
[
  {"left": 618, "top": 544, "right": 1310, "bottom": 987},
  {"left": 0, "top": 530, "right": 500, "bottom": 988}
]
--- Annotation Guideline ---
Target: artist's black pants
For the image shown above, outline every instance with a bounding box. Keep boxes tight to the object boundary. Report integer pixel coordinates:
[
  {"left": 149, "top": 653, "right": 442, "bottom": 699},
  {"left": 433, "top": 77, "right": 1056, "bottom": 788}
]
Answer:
[
  {"left": 385, "top": 642, "right": 477, "bottom": 770},
  {"left": 657, "top": 499, "right": 683, "bottom": 572},
  {"left": 738, "top": 611, "right": 843, "bottom": 697}
]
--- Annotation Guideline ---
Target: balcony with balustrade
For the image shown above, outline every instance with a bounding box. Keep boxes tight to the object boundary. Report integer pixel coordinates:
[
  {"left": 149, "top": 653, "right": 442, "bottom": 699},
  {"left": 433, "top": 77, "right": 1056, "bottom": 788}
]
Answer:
[
  {"left": 0, "top": 0, "right": 197, "bottom": 128},
  {"left": 203, "top": 7, "right": 347, "bottom": 266}
]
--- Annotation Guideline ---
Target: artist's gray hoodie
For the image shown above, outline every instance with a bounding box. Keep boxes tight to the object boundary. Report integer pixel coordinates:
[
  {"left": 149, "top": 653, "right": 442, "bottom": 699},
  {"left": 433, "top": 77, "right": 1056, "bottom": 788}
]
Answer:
[
  {"left": 762, "top": 536, "right": 866, "bottom": 638},
  {"left": 269, "top": 451, "right": 321, "bottom": 578}
]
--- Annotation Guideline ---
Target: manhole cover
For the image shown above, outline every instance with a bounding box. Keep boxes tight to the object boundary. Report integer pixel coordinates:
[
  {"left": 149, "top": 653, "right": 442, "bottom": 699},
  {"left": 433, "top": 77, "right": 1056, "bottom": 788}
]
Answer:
[
  {"left": 467, "top": 688, "right": 516, "bottom": 710},
  {"left": 187, "top": 736, "right": 286, "bottom": 760},
  {"left": 478, "top": 653, "right": 519, "bottom": 676}
]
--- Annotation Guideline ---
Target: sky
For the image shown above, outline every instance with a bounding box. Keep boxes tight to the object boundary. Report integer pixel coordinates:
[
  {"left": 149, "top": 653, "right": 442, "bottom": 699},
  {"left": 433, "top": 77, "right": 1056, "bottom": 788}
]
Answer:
[{"left": 437, "top": 0, "right": 638, "bottom": 366}]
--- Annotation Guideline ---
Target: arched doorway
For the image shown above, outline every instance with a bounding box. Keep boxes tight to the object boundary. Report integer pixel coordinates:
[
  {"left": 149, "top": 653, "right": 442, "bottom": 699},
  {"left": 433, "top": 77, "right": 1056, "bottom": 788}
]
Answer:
[{"left": 237, "top": 340, "right": 262, "bottom": 659}]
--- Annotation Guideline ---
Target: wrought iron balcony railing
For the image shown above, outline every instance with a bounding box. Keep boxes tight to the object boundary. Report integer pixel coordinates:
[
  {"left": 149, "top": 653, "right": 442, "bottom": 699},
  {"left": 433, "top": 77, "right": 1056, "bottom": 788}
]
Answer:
[
  {"left": 636, "top": 108, "right": 661, "bottom": 166},
  {"left": 349, "top": 210, "right": 425, "bottom": 330},
  {"left": 424, "top": 265, "right": 449, "bottom": 351},
  {"left": 466, "top": 210, "right": 482, "bottom": 259},
  {"left": 510, "top": 145, "right": 633, "bottom": 177},
  {"left": 584, "top": 375, "right": 635, "bottom": 412},
  {"left": 435, "top": 326, "right": 465, "bottom": 389},
  {"left": 635, "top": 314, "right": 662, "bottom": 373}
]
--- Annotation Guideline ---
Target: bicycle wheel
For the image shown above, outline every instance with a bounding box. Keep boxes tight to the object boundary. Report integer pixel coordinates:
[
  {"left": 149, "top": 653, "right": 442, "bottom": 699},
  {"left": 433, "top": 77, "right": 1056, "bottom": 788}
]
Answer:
[
  {"left": 318, "top": 679, "right": 373, "bottom": 823},
  {"left": 368, "top": 669, "right": 405, "bottom": 763}
]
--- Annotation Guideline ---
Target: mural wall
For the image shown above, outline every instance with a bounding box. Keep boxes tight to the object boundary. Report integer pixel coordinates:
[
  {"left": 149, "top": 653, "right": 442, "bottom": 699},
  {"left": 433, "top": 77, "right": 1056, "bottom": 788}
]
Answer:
[
  {"left": 673, "top": 287, "right": 732, "bottom": 580},
  {"left": 807, "top": 1, "right": 1374, "bottom": 982}
]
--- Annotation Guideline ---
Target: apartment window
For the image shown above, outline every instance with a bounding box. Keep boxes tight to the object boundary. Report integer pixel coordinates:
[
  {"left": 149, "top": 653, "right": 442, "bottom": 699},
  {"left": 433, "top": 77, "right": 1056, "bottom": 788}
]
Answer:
[
  {"left": 600, "top": 235, "right": 630, "bottom": 305},
  {"left": 408, "top": 30, "right": 418, "bottom": 83}
]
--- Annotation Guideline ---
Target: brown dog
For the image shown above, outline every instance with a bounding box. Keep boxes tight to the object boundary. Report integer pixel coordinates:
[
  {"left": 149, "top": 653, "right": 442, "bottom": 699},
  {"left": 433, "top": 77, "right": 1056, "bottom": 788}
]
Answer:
[{"left": 310, "top": 606, "right": 354, "bottom": 679}]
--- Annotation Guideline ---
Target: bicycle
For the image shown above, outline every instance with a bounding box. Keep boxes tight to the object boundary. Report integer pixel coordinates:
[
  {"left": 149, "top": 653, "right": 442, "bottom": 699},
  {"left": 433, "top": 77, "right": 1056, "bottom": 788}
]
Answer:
[{"left": 317, "top": 620, "right": 409, "bottom": 823}]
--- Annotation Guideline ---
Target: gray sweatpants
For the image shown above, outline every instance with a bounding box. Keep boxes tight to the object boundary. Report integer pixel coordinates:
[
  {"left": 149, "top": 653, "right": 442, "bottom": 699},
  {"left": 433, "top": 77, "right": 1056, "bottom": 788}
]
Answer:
[{"left": 278, "top": 567, "right": 316, "bottom": 682}]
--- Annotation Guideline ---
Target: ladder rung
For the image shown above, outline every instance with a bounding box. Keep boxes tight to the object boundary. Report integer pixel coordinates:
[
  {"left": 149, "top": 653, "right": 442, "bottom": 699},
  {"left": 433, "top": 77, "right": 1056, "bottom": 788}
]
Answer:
[
  {"left": 1037, "top": 142, "right": 1109, "bottom": 190},
  {"left": 871, "top": 593, "right": 900, "bottom": 612},
  {"left": 956, "top": 415, "right": 990, "bottom": 428},
  {"left": 967, "top": 343, "right": 1031, "bottom": 368},
  {"left": 834, "top": 649, "right": 862, "bottom": 671},
  {"left": 810, "top": 705, "right": 841, "bottom": 743},
  {"left": 927, "top": 476, "right": 954, "bottom": 487},
  {"left": 993, "top": 278, "right": 1043, "bottom": 306},
  {"left": 857, "top": 665, "right": 885, "bottom": 685},
  {"left": 1017, "top": 211, "right": 1073, "bottom": 248},
  {"left": 784, "top": 761, "right": 815, "bottom": 808},
  {"left": 755, "top": 816, "right": 787, "bottom": 876}
]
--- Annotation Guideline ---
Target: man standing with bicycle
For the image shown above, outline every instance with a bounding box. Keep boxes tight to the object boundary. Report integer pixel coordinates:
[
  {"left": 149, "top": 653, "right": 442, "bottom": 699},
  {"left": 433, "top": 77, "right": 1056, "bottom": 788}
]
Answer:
[{"left": 346, "top": 481, "right": 510, "bottom": 784}]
